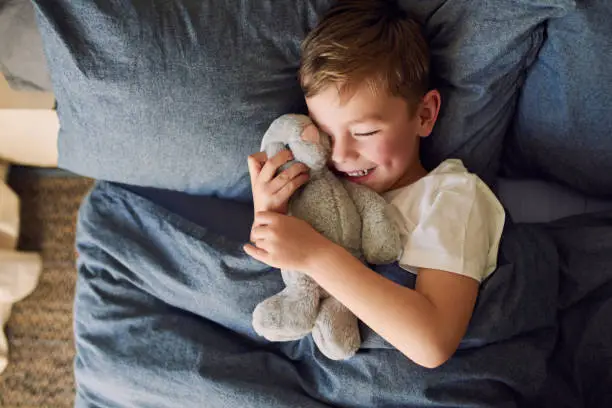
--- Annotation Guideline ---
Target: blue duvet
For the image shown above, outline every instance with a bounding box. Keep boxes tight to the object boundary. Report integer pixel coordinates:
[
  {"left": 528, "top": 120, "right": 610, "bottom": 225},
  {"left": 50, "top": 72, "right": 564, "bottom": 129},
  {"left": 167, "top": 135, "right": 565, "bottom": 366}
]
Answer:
[{"left": 73, "top": 181, "right": 612, "bottom": 407}]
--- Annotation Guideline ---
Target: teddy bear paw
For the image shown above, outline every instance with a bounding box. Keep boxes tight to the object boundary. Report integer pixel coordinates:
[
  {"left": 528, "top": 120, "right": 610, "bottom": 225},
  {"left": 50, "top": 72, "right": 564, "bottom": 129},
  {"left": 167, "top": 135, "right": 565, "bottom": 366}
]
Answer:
[{"left": 252, "top": 291, "right": 319, "bottom": 342}]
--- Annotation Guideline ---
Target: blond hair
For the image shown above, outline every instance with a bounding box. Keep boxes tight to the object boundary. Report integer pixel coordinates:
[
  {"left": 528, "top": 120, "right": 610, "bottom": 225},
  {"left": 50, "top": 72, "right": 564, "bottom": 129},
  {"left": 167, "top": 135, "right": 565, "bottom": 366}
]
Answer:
[{"left": 300, "top": 0, "right": 430, "bottom": 109}]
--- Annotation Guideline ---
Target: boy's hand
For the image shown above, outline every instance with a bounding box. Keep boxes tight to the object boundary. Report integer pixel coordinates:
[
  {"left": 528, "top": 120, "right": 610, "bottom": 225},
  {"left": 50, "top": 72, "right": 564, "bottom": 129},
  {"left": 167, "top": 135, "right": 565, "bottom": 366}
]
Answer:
[
  {"left": 244, "top": 211, "right": 334, "bottom": 272},
  {"left": 247, "top": 150, "right": 310, "bottom": 214}
]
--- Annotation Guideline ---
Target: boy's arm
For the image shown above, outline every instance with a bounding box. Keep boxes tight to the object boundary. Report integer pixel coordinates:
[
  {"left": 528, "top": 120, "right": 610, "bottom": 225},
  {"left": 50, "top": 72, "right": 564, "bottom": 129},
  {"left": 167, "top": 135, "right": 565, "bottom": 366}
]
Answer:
[
  {"left": 245, "top": 211, "right": 478, "bottom": 368},
  {"left": 307, "top": 246, "right": 478, "bottom": 368}
]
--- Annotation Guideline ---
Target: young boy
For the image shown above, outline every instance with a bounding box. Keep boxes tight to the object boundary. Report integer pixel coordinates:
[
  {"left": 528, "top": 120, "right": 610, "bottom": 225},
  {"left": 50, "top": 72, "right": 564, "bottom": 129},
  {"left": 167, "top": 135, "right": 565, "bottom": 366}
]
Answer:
[{"left": 244, "top": 0, "right": 505, "bottom": 369}]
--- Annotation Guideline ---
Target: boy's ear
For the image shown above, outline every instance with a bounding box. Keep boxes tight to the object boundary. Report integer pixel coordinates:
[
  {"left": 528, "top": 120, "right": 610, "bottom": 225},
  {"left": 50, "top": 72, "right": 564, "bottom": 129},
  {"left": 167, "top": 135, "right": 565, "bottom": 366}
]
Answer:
[{"left": 417, "top": 89, "right": 441, "bottom": 138}]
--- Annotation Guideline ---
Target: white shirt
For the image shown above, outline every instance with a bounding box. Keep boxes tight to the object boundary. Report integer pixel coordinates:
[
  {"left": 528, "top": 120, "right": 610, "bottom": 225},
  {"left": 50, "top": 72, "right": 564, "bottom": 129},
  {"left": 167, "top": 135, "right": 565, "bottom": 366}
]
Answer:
[{"left": 384, "top": 159, "right": 505, "bottom": 282}]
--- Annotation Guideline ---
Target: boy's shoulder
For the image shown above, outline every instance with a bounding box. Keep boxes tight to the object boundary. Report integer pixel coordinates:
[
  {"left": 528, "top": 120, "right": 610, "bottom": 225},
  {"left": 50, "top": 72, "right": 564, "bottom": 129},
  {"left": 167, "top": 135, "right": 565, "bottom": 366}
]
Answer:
[
  {"left": 385, "top": 159, "right": 473, "bottom": 200},
  {"left": 385, "top": 159, "right": 503, "bottom": 223}
]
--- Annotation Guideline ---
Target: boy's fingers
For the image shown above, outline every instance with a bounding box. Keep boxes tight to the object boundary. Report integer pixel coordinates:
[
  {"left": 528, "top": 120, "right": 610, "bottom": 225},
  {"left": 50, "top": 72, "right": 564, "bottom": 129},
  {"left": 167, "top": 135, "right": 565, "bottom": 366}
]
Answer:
[
  {"left": 250, "top": 225, "right": 268, "bottom": 242},
  {"left": 249, "top": 151, "right": 267, "bottom": 164},
  {"left": 259, "top": 150, "right": 293, "bottom": 182},
  {"left": 268, "top": 162, "right": 309, "bottom": 194},
  {"left": 274, "top": 173, "right": 310, "bottom": 204},
  {"left": 243, "top": 243, "right": 268, "bottom": 262},
  {"left": 247, "top": 152, "right": 267, "bottom": 184},
  {"left": 254, "top": 211, "right": 283, "bottom": 225}
]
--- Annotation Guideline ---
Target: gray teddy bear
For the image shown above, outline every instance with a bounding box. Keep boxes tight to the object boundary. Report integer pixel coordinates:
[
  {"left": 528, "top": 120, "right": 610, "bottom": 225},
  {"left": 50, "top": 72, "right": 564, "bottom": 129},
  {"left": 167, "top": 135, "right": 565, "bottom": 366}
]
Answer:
[{"left": 252, "top": 114, "right": 401, "bottom": 360}]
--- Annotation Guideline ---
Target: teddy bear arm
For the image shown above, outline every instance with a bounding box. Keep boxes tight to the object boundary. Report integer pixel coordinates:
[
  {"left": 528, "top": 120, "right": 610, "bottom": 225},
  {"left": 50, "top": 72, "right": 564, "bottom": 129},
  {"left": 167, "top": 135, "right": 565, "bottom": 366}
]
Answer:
[{"left": 342, "top": 180, "right": 402, "bottom": 264}]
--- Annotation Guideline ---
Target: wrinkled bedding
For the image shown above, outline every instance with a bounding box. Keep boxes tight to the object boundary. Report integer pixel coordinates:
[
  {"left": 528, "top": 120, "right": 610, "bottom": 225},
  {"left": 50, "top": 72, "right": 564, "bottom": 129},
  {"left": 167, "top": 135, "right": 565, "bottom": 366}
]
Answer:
[
  {"left": 530, "top": 213, "right": 612, "bottom": 407},
  {"left": 71, "top": 181, "right": 612, "bottom": 407}
]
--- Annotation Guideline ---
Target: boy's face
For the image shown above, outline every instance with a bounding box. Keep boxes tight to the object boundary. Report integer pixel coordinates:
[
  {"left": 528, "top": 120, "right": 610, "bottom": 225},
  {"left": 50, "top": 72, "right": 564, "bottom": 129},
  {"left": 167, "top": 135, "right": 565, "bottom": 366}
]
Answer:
[{"left": 306, "top": 84, "right": 440, "bottom": 193}]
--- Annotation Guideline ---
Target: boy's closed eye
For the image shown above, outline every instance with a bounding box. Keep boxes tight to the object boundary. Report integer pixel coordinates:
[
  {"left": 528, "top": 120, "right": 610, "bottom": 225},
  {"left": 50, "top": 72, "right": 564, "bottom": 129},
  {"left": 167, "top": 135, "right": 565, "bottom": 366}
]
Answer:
[
  {"left": 353, "top": 130, "right": 380, "bottom": 137},
  {"left": 308, "top": 111, "right": 382, "bottom": 139}
]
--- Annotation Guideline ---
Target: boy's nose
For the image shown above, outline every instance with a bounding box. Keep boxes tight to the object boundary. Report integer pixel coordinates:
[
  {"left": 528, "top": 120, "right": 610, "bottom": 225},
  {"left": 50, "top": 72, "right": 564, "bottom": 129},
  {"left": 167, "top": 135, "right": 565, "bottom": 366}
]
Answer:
[{"left": 331, "top": 135, "right": 357, "bottom": 164}]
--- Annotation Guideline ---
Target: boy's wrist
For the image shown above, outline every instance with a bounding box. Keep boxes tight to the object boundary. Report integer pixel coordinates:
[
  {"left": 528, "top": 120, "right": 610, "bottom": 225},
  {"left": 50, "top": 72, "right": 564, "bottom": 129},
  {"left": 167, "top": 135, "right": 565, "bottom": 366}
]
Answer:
[
  {"left": 306, "top": 242, "right": 349, "bottom": 279},
  {"left": 253, "top": 202, "right": 288, "bottom": 215}
]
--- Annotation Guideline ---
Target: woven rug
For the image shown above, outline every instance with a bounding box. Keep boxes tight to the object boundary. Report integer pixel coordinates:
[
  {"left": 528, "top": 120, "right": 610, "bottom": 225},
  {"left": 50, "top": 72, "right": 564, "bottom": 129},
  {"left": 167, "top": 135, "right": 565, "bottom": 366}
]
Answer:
[{"left": 0, "top": 170, "right": 93, "bottom": 407}]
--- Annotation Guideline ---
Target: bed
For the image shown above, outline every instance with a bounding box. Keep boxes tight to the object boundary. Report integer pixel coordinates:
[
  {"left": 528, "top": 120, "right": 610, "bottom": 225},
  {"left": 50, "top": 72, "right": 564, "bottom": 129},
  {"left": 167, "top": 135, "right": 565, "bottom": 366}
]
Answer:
[{"left": 3, "top": 0, "right": 612, "bottom": 406}]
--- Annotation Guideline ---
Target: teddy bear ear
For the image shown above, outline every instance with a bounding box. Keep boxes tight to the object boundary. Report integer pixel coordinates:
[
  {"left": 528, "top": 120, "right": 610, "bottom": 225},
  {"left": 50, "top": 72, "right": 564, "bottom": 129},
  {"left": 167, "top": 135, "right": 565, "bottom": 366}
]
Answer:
[
  {"left": 261, "top": 114, "right": 302, "bottom": 150},
  {"left": 301, "top": 124, "right": 321, "bottom": 144}
]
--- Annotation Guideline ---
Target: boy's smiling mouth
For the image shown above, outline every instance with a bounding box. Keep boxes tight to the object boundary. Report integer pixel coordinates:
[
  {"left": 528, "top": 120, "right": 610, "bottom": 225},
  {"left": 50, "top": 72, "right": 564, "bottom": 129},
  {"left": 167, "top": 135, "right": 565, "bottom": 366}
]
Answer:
[
  {"left": 333, "top": 166, "right": 377, "bottom": 181},
  {"left": 345, "top": 168, "right": 375, "bottom": 177}
]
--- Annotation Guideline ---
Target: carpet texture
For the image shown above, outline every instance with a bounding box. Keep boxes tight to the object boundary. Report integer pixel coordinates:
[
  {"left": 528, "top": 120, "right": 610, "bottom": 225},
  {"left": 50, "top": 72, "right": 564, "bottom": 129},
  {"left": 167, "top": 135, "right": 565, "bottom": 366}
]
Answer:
[{"left": 0, "top": 171, "right": 92, "bottom": 407}]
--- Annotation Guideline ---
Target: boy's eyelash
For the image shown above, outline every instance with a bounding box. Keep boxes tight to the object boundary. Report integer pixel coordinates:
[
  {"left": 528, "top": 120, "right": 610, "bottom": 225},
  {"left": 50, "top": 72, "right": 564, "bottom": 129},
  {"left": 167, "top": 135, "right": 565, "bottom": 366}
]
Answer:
[{"left": 354, "top": 130, "right": 379, "bottom": 137}]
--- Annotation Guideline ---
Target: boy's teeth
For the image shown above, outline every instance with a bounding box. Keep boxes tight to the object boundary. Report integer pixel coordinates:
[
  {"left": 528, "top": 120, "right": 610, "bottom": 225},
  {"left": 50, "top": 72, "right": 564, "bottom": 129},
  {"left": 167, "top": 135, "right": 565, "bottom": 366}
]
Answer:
[{"left": 347, "top": 168, "right": 371, "bottom": 177}]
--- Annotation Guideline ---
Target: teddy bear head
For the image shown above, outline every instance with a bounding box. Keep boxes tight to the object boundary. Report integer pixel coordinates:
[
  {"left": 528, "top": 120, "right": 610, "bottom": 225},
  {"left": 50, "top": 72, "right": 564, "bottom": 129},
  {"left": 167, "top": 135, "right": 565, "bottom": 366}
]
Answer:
[{"left": 261, "top": 114, "right": 331, "bottom": 172}]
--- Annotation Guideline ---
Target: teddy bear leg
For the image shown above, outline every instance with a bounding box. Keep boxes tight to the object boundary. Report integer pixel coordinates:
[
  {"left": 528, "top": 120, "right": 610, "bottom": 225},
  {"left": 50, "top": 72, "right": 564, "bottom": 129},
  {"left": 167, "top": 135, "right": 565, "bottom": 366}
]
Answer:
[
  {"left": 252, "top": 270, "right": 320, "bottom": 341},
  {"left": 311, "top": 297, "right": 360, "bottom": 360}
]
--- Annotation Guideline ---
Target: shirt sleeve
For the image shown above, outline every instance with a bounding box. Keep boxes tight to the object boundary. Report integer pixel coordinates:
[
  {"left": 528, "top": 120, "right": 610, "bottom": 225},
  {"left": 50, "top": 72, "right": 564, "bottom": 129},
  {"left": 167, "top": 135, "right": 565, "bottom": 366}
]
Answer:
[{"left": 397, "top": 175, "right": 505, "bottom": 282}]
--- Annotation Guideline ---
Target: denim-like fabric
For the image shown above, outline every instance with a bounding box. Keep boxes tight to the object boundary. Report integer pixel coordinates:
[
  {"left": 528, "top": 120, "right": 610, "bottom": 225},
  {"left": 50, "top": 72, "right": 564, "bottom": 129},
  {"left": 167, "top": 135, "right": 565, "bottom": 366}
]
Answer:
[
  {"left": 31, "top": 0, "right": 573, "bottom": 199},
  {"left": 498, "top": 178, "right": 612, "bottom": 223},
  {"left": 533, "top": 213, "right": 612, "bottom": 408},
  {"left": 402, "top": 0, "right": 573, "bottom": 186},
  {"left": 504, "top": 0, "right": 612, "bottom": 197},
  {"left": 74, "top": 182, "right": 561, "bottom": 407},
  {"left": 32, "top": 0, "right": 334, "bottom": 200}
]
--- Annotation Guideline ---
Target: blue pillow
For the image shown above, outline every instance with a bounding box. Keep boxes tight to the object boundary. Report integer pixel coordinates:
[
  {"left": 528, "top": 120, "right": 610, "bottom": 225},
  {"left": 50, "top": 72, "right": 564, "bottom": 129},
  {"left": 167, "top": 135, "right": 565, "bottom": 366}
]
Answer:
[
  {"left": 405, "top": 0, "right": 573, "bottom": 185},
  {"left": 33, "top": 0, "right": 573, "bottom": 200},
  {"left": 504, "top": 0, "right": 612, "bottom": 197}
]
